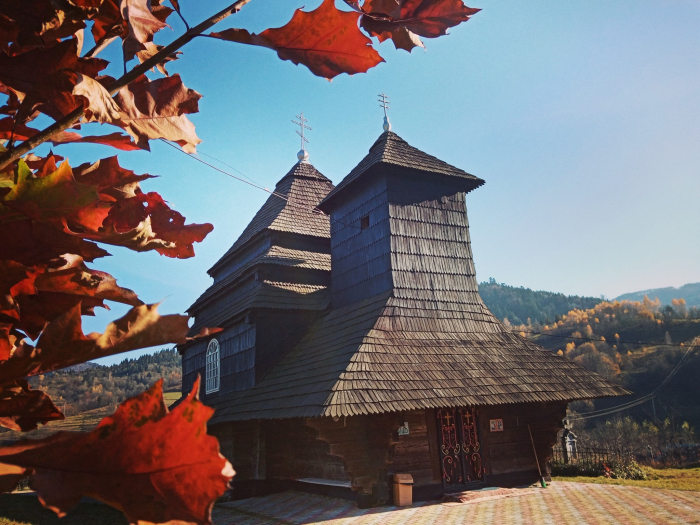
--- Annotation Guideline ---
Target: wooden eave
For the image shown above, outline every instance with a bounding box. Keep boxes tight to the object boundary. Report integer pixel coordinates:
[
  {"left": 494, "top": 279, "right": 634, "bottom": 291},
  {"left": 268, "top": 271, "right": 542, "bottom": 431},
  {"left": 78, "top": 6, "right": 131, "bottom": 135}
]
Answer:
[{"left": 318, "top": 131, "right": 484, "bottom": 212}]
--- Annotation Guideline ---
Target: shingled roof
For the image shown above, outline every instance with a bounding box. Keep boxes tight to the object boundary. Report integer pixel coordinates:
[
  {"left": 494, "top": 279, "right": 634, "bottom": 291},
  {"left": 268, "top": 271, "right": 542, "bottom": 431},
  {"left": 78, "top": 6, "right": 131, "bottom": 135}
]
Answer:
[
  {"left": 210, "top": 161, "right": 333, "bottom": 275},
  {"left": 319, "top": 131, "right": 484, "bottom": 210},
  {"left": 209, "top": 291, "right": 628, "bottom": 423},
  {"left": 207, "top": 132, "right": 628, "bottom": 423}
]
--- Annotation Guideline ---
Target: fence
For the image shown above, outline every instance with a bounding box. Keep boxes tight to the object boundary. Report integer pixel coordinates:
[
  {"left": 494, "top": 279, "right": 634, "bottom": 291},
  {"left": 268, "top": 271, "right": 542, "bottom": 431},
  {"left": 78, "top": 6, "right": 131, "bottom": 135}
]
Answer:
[{"left": 551, "top": 445, "right": 634, "bottom": 465}]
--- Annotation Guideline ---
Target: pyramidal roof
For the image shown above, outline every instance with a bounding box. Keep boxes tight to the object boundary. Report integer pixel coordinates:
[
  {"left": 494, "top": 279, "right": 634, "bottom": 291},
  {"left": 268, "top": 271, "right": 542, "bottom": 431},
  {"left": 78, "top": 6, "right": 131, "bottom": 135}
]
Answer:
[
  {"left": 319, "top": 131, "right": 484, "bottom": 209},
  {"left": 210, "top": 161, "right": 334, "bottom": 275}
]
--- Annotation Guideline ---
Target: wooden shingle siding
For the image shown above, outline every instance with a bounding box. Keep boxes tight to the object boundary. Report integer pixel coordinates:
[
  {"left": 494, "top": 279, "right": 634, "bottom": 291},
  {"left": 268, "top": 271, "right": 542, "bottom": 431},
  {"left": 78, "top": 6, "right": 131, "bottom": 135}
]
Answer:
[
  {"left": 213, "top": 236, "right": 271, "bottom": 284},
  {"left": 210, "top": 162, "right": 333, "bottom": 275},
  {"left": 330, "top": 177, "right": 393, "bottom": 309},
  {"left": 207, "top": 131, "right": 628, "bottom": 423},
  {"left": 319, "top": 132, "right": 483, "bottom": 210}
]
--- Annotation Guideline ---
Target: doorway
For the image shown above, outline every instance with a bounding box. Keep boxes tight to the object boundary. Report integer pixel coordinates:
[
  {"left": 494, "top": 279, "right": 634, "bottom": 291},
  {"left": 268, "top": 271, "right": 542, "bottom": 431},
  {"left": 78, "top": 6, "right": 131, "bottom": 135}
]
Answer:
[{"left": 435, "top": 406, "right": 484, "bottom": 487}]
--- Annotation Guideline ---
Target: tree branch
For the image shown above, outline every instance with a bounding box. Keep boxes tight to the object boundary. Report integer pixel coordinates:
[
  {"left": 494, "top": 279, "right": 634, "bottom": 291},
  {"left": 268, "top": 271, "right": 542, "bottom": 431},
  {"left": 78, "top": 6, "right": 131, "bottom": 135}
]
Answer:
[{"left": 0, "top": 0, "right": 254, "bottom": 172}]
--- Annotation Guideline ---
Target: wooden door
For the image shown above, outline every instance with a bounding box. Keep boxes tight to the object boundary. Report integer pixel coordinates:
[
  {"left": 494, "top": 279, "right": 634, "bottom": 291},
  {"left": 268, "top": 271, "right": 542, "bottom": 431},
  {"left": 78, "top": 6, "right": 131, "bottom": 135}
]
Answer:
[{"left": 436, "top": 406, "right": 484, "bottom": 487}]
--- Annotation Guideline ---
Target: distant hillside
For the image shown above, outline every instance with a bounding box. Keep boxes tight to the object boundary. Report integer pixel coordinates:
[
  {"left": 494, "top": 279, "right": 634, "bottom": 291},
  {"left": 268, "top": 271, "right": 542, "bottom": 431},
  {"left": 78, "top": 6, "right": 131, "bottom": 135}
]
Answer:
[
  {"left": 616, "top": 282, "right": 700, "bottom": 307},
  {"left": 526, "top": 297, "right": 700, "bottom": 428},
  {"left": 479, "top": 278, "right": 602, "bottom": 325},
  {"left": 29, "top": 348, "right": 181, "bottom": 417}
]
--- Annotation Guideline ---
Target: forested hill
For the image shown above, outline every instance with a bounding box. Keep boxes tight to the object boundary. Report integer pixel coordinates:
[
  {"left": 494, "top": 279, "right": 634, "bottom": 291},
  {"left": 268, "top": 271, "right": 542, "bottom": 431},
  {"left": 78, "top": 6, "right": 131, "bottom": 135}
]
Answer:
[
  {"left": 479, "top": 278, "right": 602, "bottom": 325},
  {"left": 29, "top": 349, "right": 181, "bottom": 417},
  {"left": 616, "top": 282, "right": 700, "bottom": 308}
]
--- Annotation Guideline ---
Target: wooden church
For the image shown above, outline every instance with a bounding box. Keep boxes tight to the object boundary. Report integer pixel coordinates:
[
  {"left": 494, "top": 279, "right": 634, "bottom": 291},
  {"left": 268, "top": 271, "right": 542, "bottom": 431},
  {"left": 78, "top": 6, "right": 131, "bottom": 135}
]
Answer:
[{"left": 179, "top": 119, "right": 627, "bottom": 506}]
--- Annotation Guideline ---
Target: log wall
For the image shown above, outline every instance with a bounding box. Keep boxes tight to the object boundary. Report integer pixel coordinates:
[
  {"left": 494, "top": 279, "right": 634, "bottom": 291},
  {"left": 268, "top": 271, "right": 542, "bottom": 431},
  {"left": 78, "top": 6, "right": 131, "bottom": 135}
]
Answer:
[{"left": 478, "top": 401, "right": 567, "bottom": 481}]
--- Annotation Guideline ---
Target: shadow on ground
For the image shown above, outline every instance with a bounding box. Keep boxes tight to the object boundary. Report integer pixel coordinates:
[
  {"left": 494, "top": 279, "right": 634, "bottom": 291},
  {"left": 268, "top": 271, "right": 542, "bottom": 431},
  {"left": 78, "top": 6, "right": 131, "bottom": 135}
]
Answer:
[{"left": 0, "top": 495, "right": 127, "bottom": 525}]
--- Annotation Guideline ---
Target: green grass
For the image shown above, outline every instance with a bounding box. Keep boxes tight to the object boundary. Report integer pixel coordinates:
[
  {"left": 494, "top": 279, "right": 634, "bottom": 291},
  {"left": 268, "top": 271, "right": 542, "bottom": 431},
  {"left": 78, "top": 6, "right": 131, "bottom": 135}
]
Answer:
[
  {"left": 0, "top": 495, "right": 126, "bottom": 525},
  {"left": 553, "top": 465, "right": 700, "bottom": 492}
]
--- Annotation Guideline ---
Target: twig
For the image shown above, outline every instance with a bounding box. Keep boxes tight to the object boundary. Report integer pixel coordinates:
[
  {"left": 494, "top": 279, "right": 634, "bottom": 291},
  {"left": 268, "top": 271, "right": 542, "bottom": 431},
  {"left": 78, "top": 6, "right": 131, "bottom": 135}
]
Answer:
[{"left": 0, "top": 0, "right": 255, "bottom": 171}]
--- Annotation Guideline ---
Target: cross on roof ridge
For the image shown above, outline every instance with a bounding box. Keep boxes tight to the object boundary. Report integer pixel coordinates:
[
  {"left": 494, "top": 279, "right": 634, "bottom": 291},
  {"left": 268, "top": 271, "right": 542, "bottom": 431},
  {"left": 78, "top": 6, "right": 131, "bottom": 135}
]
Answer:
[
  {"left": 378, "top": 92, "right": 391, "bottom": 131},
  {"left": 292, "top": 111, "right": 311, "bottom": 162}
]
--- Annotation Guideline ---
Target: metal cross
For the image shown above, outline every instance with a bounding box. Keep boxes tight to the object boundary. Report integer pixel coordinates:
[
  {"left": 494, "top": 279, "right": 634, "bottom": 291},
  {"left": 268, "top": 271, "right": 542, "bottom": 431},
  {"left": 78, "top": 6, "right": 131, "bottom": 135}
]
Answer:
[
  {"left": 378, "top": 92, "right": 391, "bottom": 131},
  {"left": 292, "top": 112, "right": 311, "bottom": 152},
  {"left": 444, "top": 411, "right": 453, "bottom": 427}
]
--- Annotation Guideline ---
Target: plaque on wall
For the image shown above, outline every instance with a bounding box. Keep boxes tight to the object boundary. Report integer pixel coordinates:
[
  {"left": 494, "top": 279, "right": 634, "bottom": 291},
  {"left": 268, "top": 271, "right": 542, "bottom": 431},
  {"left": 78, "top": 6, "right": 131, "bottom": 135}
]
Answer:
[{"left": 489, "top": 419, "right": 504, "bottom": 432}]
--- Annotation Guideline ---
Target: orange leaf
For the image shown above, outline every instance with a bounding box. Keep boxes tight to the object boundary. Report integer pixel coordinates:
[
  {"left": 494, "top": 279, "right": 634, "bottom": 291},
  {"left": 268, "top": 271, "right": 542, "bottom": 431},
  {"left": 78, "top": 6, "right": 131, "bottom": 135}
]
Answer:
[
  {"left": 0, "top": 378, "right": 234, "bottom": 524},
  {"left": 0, "top": 219, "right": 109, "bottom": 267},
  {"left": 96, "top": 191, "right": 213, "bottom": 258},
  {"left": 350, "top": 0, "right": 479, "bottom": 51},
  {"left": 210, "top": 0, "right": 384, "bottom": 80},
  {"left": 0, "top": 301, "right": 190, "bottom": 380},
  {"left": 1, "top": 159, "right": 111, "bottom": 235},
  {"left": 34, "top": 254, "right": 142, "bottom": 307},
  {"left": 0, "top": 379, "right": 64, "bottom": 431},
  {"left": 50, "top": 131, "right": 142, "bottom": 151},
  {"left": 0, "top": 260, "right": 39, "bottom": 322},
  {"left": 121, "top": 0, "right": 169, "bottom": 60},
  {"left": 0, "top": 38, "right": 108, "bottom": 121},
  {"left": 114, "top": 74, "right": 202, "bottom": 153}
]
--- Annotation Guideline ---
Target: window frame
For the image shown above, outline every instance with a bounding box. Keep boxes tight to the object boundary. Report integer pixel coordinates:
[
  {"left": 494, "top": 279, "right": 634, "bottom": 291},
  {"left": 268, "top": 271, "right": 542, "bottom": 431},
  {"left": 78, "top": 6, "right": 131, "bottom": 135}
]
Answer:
[{"left": 205, "top": 338, "right": 220, "bottom": 394}]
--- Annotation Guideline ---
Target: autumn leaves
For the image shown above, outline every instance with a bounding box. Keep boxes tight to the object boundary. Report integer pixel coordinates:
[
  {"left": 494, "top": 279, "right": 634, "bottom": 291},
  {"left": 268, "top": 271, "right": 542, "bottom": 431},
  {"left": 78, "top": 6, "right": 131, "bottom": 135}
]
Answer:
[
  {"left": 0, "top": 0, "right": 478, "bottom": 523},
  {"left": 210, "top": 0, "right": 480, "bottom": 79}
]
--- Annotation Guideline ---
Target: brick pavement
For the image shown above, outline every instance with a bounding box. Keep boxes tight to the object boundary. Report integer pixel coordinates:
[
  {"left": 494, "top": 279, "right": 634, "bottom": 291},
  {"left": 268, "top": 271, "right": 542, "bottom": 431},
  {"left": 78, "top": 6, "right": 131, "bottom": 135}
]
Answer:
[{"left": 212, "top": 482, "right": 700, "bottom": 525}]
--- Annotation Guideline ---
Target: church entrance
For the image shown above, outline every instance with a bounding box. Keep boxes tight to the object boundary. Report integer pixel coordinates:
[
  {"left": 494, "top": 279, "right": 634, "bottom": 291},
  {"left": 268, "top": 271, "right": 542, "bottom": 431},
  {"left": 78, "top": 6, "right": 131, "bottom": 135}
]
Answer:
[{"left": 435, "top": 407, "right": 484, "bottom": 487}]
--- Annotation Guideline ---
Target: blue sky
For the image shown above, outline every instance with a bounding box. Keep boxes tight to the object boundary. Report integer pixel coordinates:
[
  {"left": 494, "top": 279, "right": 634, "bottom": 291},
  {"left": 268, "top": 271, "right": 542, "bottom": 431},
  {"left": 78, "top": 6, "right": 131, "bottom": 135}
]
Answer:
[{"left": 21, "top": 1, "right": 700, "bottom": 364}]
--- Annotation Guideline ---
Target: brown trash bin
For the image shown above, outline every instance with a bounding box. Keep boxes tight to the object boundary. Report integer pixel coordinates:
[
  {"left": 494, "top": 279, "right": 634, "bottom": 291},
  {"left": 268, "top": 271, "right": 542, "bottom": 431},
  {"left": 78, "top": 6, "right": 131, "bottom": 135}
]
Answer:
[{"left": 392, "top": 473, "right": 413, "bottom": 507}]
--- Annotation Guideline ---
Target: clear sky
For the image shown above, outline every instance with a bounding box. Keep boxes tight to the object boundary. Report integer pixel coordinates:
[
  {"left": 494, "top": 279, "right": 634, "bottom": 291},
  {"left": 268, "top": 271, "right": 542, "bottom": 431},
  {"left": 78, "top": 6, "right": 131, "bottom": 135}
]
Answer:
[{"left": 26, "top": 0, "right": 700, "bottom": 364}]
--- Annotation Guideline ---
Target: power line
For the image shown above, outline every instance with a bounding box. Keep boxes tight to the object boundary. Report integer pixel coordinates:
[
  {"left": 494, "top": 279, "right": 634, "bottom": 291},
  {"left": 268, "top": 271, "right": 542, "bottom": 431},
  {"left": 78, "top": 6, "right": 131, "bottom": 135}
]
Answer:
[
  {"left": 159, "top": 139, "right": 325, "bottom": 217},
  {"left": 517, "top": 329, "right": 691, "bottom": 348},
  {"left": 160, "top": 139, "right": 361, "bottom": 229},
  {"left": 568, "top": 340, "right": 698, "bottom": 421}
]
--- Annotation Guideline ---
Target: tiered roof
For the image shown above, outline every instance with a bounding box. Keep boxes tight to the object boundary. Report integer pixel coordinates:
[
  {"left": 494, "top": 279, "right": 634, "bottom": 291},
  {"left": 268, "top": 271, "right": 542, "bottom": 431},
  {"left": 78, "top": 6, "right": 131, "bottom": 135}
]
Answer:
[
  {"left": 188, "top": 161, "right": 334, "bottom": 333},
  {"left": 207, "top": 132, "right": 628, "bottom": 423},
  {"left": 319, "top": 131, "right": 484, "bottom": 209},
  {"left": 209, "top": 162, "right": 333, "bottom": 276}
]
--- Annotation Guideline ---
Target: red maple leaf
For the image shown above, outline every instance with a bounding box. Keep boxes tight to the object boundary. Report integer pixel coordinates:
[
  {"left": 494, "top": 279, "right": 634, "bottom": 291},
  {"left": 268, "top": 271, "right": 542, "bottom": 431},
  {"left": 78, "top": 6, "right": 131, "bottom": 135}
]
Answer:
[
  {"left": 0, "top": 378, "right": 233, "bottom": 524},
  {"left": 210, "top": 0, "right": 384, "bottom": 80}
]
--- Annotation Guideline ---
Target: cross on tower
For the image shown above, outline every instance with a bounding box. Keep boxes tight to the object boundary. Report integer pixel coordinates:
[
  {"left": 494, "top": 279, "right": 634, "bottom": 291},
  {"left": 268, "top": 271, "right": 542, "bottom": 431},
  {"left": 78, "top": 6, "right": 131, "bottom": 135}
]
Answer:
[
  {"left": 292, "top": 112, "right": 311, "bottom": 162},
  {"left": 378, "top": 92, "right": 391, "bottom": 131}
]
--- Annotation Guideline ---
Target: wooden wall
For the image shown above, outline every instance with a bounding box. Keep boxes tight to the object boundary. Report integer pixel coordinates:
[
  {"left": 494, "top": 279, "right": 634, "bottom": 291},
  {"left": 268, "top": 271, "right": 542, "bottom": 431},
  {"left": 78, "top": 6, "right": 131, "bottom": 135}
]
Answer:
[
  {"left": 329, "top": 174, "right": 393, "bottom": 309},
  {"left": 211, "top": 402, "right": 566, "bottom": 505},
  {"left": 478, "top": 401, "right": 567, "bottom": 481}
]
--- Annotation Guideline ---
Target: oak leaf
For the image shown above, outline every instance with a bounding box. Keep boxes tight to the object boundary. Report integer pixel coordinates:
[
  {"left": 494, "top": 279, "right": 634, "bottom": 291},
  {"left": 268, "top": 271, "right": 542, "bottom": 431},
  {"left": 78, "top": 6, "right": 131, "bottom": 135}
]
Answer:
[
  {"left": 0, "top": 260, "right": 39, "bottom": 323},
  {"left": 51, "top": 131, "right": 142, "bottom": 151},
  {"left": 0, "top": 379, "right": 64, "bottom": 431},
  {"left": 0, "top": 302, "right": 190, "bottom": 381},
  {"left": 0, "top": 378, "right": 233, "bottom": 524},
  {"left": 72, "top": 73, "right": 121, "bottom": 124},
  {"left": 34, "top": 254, "right": 142, "bottom": 308},
  {"left": 97, "top": 192, "right": 213, "bottom": 258},
  {"left": 136, "top": 41, "right": 181, "bottom": 76},
  {"left": 0, "top": 219, "right": 109, "bottom": 267},
  {"left": 347, "top": 0, "right": 479, "bottom": 52},
  {"left": 0, "top": 38, "right": 108, "bottom": 121},
  {"left": 121, "top": 0, "right": 169, "bottom": 61},
  {"left": 0, "top": 117, "right": 40, "bottom": 142},
  {"left": 114, "top": 74, "right": 202, "bottom": 153},
  {"left": 1, "top": 159, "right": 110, "bottom": 235},
  {"left": 209, "top": 0, "right": 384, "bottom": 80}
]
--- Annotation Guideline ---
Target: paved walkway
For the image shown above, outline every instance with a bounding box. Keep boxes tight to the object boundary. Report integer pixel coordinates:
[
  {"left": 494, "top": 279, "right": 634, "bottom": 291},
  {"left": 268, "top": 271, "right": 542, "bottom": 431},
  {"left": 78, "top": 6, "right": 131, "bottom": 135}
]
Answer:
[{"left": 212, "top": 482, "right": 700, "bottom": 525}]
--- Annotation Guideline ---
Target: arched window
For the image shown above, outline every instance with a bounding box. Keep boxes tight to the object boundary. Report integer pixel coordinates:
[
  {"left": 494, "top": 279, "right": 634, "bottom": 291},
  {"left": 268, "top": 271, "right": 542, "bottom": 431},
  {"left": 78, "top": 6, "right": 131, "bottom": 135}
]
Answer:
[{"left": 205, "top": 339, "right": 220, "bottom": 394}]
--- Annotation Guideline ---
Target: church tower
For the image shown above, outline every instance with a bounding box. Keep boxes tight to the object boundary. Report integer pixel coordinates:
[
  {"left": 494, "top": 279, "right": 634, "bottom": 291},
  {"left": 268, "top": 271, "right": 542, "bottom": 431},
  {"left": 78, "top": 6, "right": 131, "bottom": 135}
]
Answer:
[{"left": 182, "top": 145, "right": 334, "bottom": 402}]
